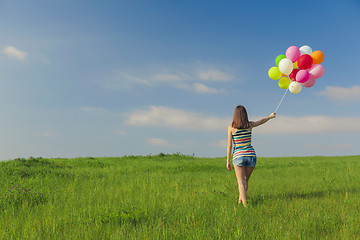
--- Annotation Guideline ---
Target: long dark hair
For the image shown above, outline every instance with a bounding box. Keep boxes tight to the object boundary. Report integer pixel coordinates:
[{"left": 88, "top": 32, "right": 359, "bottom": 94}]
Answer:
[{"left": 232, "top": 105, "right": 250, "bottom": 129}]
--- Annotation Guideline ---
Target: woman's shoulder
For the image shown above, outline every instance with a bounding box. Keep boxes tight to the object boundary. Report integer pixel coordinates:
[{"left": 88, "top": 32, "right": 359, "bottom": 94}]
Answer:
[
  {"left": 229, "top": 126, "right": 252, "bottom": 134},
  {"left": 228, "top": 125, "right": 236, "bottom": 133}
]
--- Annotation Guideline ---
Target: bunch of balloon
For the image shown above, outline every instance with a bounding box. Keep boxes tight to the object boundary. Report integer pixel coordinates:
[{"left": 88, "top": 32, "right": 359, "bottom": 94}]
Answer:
[{"left": 268, "top": 45, "right": 325, "bottom": 94}]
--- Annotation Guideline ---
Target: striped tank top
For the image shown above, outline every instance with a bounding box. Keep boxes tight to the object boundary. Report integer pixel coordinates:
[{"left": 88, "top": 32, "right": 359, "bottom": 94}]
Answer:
[{"left": 232, "top": 128, "right": 256, "bottom": 159}]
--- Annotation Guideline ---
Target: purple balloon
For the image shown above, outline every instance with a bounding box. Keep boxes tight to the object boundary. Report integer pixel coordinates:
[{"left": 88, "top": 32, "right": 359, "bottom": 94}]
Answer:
[
  {"left": 302, "top": 78, "right": 316, "bottom": 88},
  {"left": 286, "top": 46, "right": 301, "bottom": 63},
  {"left": 296, "top": 69, "right": 310, "bottom": 83},
  {"left": 308, "top": 64, "right": 325, "bottom": 79}
]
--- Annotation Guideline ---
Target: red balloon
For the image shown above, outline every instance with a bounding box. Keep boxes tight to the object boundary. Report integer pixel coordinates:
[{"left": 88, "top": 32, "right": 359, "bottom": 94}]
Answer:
[
  {"left": 297, "top": 54, "right": 313, "bottom": 70},
  {"left": 289, "top": 69, "right": 300, "bottom": 81}
]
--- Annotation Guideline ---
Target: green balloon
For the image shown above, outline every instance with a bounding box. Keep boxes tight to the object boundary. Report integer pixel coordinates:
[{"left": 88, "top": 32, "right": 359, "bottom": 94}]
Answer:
[
  {"left": 268, "top": 66, "right": 282, "bottom": 80},
  {"left": 275, "top": 54, "right": 286, "bottom": 67},
  {"left": 278, "top": 77, "right": 291, "bottom": 89}
]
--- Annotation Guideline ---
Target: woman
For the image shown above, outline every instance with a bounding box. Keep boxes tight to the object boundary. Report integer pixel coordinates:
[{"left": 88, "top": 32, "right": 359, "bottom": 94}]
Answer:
[{"left": 226, "top": 105, "right": 276, "bottom": 206}]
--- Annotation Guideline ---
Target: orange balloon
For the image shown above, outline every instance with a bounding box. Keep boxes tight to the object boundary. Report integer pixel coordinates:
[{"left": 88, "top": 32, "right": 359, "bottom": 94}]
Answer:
[
  {"left": 282, "top": 73, "right": 287, "bottom": 76},
  {"left": 311, "top": 50, "right": 324, "bottom": 64}
]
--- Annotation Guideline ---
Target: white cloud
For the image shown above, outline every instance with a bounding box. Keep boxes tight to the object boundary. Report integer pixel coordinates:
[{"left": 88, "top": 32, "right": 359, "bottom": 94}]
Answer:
[
  {"left": 316, "top": 86, "right": 360, "bottom": 101},
  {"left": 152, "top": 73, "right": 187, "bottom": 82},
  {"left": 303, "top": 143, "right": 352, "bottom": 151},
  {"left": 153, "top": 74, "right": 180, "bottom": 82},
  {"left": 175, "top": 83, "right": 218, "bottom": 94},
  {"left": 99, "top": 70, "right": 151, "bottom": 90},
  {"left": 197, "top": 69, "right": 233, "bottom": 81},
  {"left": 112, "top": 129, "right": 127, "bottom": 135},
  {"left": 116, "top": 71, "right": 151, "bottom": 85},
  {"left": 125, "top": 105, "right": 231, "bottom": 131},
  {"left": 209, "top": 140, "right": 227, "bottom": 148},
  {"left": 99, "top": 65, "right": 233, "bottom": 94},
  {"left": 256, "top": 115, "right": 360, "bottom": 134},
  {"left": 125, "top": 106, "right": 360, "bottom": 134},
  {"left": 193, "top": 83, "right": 218, "bottom": 94},
  {"left": 147, "top": 138, "right": 173, "bottom": 147},
  {"left": 3, "top": 46, "right": 28, "bottom": 60}
]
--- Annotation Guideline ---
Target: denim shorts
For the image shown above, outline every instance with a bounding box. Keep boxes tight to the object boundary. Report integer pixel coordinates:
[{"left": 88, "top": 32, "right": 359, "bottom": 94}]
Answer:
[{"left": 233, "top": 156, "right": 257, "bottom": 167}]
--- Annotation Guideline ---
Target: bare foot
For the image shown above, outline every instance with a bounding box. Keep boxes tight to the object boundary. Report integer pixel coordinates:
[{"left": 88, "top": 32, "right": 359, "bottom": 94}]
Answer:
[{"left": 238, "top": 198, "right": 248, "bottom": 207}]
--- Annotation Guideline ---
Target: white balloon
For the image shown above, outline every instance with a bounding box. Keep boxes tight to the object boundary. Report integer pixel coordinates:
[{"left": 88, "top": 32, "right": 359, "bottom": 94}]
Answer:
[
  {"left": 289, "top": 81, "right": 302, "bottom": 94},
  {"left": 278, "top": 58, "right": 293, "bottom": 75},
  {"left": 299, "top": 45, "right": 312, "bottom": 55}
]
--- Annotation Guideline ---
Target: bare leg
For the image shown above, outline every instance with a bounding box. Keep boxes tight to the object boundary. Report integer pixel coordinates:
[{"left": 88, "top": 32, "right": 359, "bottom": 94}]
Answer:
[
  {"left": 244, "top": 167, "right": 255, "bottom": 193},
  {"left": 234, "top": 165, "right": 255, "bottom": 206},
  {"left": 233, "top": 165, "right": 247, "bottom": 205}
]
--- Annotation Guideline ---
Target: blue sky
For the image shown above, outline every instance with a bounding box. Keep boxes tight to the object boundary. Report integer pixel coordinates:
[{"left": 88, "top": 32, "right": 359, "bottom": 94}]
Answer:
[{"left": 1, "top": 0, "right": 360, "bottom": 160}]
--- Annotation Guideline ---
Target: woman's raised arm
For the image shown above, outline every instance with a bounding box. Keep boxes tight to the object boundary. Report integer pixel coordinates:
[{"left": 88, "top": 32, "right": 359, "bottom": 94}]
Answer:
[{"left": 250, "top": 112, "right": 276, "bottom": 128}]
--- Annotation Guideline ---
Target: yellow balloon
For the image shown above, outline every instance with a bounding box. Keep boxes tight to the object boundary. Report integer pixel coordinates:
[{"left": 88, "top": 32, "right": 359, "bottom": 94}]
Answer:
[
  {"left": 278, "top": 77, "right": 291, "bottom": 89},
  {"left": 293, "top": 61, "right": 298, "bottom": 69},
  {"left": 268, "top": 66, "right": 282, "bottom": 80}
]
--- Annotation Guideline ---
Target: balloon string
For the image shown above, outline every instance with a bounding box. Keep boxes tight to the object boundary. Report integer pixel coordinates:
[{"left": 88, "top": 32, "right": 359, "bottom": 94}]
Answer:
[{"left": 274, "top": 89, "right": 288, "bottom": 113}]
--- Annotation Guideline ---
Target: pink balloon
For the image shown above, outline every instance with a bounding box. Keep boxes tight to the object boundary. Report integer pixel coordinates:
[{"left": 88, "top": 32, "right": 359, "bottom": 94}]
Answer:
[
  {"left": 296, "top": 70, "right": 310, "bottom": 83},
  {"left": 308, "top": 74, "right": 316, "bottom": 81},
  {"left": 286, "top": 46, "right": 301, "bottom": 63},
  {"left": 302, "top": 78, "right": 316, "bottom": 88},
  {"left": 308, "top": 64, "right": 325, "bottom": 79}
]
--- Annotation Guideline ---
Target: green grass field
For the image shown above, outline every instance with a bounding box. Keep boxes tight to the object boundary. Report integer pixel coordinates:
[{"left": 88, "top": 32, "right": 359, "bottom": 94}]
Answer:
[{"left": 1, "top": 154, "right": 359, "bottom": 239}]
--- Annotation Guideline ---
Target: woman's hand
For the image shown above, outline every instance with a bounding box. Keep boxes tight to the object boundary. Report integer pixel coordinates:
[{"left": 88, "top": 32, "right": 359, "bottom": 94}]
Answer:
[
  {"left": 269, "top": 112, "right": 276, "bottom": 119},
  {"left": 226, "top": 161, "right": 232, "bottom": 171}
]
